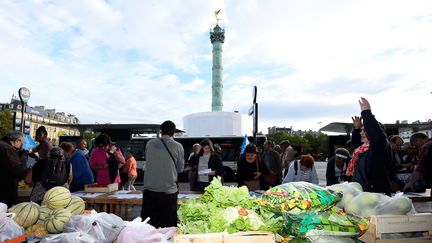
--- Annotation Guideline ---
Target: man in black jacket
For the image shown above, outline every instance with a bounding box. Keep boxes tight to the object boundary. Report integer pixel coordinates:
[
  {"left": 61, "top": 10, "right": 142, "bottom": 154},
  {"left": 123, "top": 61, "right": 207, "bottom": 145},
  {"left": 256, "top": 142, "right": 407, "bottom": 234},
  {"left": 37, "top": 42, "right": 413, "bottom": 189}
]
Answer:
[{"left": 0, "top": 131, "right": 30, "bottom": 207}]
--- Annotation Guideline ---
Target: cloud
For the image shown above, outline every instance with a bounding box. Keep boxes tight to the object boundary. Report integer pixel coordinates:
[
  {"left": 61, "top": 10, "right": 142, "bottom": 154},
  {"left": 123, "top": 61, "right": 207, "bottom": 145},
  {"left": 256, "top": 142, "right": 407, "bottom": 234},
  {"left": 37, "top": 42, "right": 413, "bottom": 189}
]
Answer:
[{"left": 0, "top": 0, "right": 431, "bottom": 134}]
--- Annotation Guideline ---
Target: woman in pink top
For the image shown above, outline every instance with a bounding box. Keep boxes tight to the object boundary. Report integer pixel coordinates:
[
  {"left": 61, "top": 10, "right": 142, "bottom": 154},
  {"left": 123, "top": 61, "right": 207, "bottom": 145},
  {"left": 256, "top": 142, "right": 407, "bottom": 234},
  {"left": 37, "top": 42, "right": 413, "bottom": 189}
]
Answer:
[
  {"left": 90, "top": 134, "right": 125, "bottom": 186},
  {"left": 123, "top": 151, "right": 138, "bottom": 191}
]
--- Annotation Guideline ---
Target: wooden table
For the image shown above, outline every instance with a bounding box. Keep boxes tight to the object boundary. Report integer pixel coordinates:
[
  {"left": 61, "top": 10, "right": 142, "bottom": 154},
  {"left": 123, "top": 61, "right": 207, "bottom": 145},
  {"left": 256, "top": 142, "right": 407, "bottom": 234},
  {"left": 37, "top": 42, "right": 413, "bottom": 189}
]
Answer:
[{"left": 73, "top": 190, "right": 202, "bottom": 220}]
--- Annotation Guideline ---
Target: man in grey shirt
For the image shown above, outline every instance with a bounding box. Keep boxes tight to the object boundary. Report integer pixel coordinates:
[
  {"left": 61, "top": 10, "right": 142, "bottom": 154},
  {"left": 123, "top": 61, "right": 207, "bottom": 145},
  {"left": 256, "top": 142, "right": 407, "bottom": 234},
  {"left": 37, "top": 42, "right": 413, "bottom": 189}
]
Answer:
[{"left": 141, "top": 120, "right": 184, "bottom": 228}]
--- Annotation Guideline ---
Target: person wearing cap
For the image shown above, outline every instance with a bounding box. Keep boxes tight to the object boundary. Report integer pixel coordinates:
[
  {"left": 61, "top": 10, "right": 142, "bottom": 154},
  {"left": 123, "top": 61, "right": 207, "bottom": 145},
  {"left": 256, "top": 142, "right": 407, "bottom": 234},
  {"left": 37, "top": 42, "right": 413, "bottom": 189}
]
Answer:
[
  {"left": 280, "top": 140, "right": 296, "bottom": 177},
  {"left": 326, "top": 148, "right": 352, "bottom": 186}
]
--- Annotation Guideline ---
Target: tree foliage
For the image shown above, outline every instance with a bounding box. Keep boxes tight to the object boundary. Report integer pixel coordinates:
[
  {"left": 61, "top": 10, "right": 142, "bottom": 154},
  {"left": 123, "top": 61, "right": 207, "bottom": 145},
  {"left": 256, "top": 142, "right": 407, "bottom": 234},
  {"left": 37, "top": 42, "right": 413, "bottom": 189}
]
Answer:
[
  {"left": 0, "top": 109, "right": 13, "bottom": 138},
  {"left": 266, "top": 132, "right": 328, "bottom": 156}
]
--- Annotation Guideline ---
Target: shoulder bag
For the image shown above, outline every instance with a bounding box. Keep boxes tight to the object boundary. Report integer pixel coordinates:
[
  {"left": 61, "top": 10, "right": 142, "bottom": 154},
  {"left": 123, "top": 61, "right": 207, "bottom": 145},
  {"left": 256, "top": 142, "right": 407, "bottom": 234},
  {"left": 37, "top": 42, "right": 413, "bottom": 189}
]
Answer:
[{"left": 160, "top": 139, "right": 179, "bottom": 189}]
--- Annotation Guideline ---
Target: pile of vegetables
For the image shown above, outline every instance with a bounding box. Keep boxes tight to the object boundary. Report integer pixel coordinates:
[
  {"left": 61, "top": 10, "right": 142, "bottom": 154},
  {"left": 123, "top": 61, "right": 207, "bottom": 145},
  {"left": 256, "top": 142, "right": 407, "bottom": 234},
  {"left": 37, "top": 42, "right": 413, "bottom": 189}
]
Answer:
[
  {"left": 177, "top": 177, "right": 281, "bottom": 234},
  {"left": 258, "top": 182, "right": 343, "bottom": 214}
]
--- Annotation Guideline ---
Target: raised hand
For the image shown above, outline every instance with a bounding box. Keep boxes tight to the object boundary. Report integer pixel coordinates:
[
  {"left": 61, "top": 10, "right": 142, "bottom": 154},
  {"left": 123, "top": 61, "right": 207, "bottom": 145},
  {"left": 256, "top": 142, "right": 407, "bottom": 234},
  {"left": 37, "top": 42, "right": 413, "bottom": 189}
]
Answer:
[
  {"left": 359, "top": 97, "right": 371, "bottom": 111},
  {"left": 352, "top": 116, "right": 362, "bottom": 129}
]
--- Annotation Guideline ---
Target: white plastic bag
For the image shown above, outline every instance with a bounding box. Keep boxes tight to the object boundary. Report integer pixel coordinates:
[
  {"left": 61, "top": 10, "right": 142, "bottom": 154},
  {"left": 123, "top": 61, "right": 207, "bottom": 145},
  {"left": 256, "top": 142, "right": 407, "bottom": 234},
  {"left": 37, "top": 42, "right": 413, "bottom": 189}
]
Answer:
[
  {"left": 327, "top": 182, "right": 363, "bottom": 209},
  {"left": 40, "top": 232, "right": 97, "bottom": 243},
  {"left": 117, "top": 217, "right": 177, "bottom": 243},
  {"left": 344, "top": 192, "right": 414, "bottom": 217},
  {"left": 63, "top": 212, "right": 125, "bottom": 243},
  {"left": 0, "top": 212, "right": 24, "bottom": 242}
]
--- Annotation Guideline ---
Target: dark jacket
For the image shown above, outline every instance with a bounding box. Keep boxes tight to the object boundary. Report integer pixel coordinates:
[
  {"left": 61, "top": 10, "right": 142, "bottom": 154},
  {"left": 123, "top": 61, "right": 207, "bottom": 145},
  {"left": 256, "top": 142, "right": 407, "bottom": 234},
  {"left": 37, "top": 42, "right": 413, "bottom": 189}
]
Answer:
[
  {"left": 351, "top": 110, "right": 393, "bottom": 195},
  {"left": 0, "top": 140, "right": 28, "bottom": 207},
  {"left": 188, "top": 153, "right": 223, "bottom": 182},
  {"left": 326, "top": 156, "right": 352, "bottom": 186},
  {"left": 237, "top": 155, "right": 267, "bottom": 186}
]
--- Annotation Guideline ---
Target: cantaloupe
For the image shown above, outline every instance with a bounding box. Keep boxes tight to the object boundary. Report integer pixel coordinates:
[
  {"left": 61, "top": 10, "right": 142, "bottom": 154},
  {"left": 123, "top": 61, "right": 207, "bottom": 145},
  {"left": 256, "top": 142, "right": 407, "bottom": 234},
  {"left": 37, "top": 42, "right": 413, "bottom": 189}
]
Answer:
[
  {"left": 44, "top": 208, "right": 72, "bottom": 233},
  {"left": 25, "top": 224, "right": 48, "bottom": 238},
  {"left": 36, "top": 205, "right": 52, "bottom": 225},
  {"left": 65, "top": 196, "right": 85, "bottom": 215},
  {"left": 43, "top": 186, "right": 72, "bottom": 209},
  {"left": 8, "top": 202, "right": 40, "bottom": 228}
]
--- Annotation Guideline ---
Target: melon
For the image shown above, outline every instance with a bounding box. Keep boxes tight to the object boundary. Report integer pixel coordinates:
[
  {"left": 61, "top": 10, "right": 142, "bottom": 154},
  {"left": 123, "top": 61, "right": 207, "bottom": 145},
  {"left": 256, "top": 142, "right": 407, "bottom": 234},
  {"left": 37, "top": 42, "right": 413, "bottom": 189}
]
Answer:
[
  {"left": 8, "top": 202, "right": 40, "bottom": 228},
  {"left": 36, "top": 205, "right": 52, "bottom": 225},
  {"left": 44, "top": 208, "right": 72, "bottom": 233},
  {"left": 65, "top": 196, "right": 85, "bottom": 215},
  {"left": 43, "top": 186, "right": 72, "bottom": 209},
  {"left": 25, "top": 224, "right": 48, "bottom": 238}
]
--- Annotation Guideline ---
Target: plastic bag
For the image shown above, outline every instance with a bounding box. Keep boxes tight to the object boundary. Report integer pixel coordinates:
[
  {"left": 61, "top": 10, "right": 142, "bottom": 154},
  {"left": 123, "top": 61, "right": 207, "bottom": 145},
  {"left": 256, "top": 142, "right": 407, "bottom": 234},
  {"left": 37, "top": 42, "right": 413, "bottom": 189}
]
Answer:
[
  {"left": 117, "top": 217, "right": 177, "bottom": 243},
  {"left": 258, "top": 182, "right": 342, "bottom": 214},
  {"left": 327, "top": 182, "right": 363, "bottom": 209},
  {"left": 344, "top": 192, "right": 414, "bottom": 217},
  {"left": 40, "top": 232, "right": 97, "bottom": 243},
  {"left": 281, "top": 211, "right": 368, "bottom": 238},
  {"left": 306, "top": 235, "right": 362, "bottom": 243},
  {"left": 63, "top": 212, "right": 125, "bottom": 243},
  {"left": 0, "top": 212, "right": 24, "bottom": 242}
]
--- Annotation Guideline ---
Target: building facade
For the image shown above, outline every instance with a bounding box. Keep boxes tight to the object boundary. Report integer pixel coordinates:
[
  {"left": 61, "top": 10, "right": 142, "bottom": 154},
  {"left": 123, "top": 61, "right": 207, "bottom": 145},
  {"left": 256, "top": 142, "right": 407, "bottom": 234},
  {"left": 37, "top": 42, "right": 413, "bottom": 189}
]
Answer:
[{"left": 0, "top": 98, "right": 80, "bottom": 145}]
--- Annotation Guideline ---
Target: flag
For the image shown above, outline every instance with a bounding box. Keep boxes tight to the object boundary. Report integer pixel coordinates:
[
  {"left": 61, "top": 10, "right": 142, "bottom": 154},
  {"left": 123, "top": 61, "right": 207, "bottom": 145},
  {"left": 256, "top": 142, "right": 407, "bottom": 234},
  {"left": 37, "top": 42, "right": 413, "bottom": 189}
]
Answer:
[
  {"left": 240, "top": 134, "right": 250, "bottom": 155},
  {"left": 22, "top": 134, "right": 37, "bottom": 151}
]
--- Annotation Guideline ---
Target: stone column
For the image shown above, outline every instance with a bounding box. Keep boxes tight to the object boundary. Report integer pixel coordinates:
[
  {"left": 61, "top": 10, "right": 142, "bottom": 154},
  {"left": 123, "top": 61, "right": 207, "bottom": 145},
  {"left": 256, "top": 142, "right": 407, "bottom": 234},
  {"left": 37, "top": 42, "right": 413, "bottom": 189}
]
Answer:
[{"left": 210, "top": 25, "right": 225, "bottom": 112}]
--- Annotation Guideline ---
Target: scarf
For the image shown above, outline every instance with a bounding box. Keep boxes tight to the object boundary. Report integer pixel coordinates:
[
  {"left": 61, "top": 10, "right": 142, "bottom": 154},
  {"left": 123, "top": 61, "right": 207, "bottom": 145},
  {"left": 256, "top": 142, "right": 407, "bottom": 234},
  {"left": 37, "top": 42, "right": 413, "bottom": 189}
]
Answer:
[{"left": 346, "top": 142, "right": 369, "bottom": 176}]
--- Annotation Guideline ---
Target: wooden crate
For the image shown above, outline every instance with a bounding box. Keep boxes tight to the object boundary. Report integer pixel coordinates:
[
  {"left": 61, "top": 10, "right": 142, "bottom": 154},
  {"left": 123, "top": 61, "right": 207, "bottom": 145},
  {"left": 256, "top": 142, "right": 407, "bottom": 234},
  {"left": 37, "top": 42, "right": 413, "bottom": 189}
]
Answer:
[
  {"left": 84, "top": 183, "right": 118, "bottom": 193},
  {"left": 359, "top": 213, "right": 432, "bottom": 243},
  {"left": 174, "top": 231, "right": 275, "bottom": 243}
]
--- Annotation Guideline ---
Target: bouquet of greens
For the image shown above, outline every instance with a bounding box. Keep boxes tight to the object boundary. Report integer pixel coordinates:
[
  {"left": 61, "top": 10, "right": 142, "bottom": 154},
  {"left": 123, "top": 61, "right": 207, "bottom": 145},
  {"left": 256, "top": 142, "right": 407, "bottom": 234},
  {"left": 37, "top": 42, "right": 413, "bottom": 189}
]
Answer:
[{"left": 177, "top": 177, "right": 282, "bottom": 234}]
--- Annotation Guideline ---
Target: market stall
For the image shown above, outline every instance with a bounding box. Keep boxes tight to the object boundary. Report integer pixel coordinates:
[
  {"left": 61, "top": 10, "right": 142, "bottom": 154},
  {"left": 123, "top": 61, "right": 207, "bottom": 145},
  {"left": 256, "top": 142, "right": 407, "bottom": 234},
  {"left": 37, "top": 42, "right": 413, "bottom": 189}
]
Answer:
[{"left": 3, "top": 179, "right": 432, "bottom": 242}]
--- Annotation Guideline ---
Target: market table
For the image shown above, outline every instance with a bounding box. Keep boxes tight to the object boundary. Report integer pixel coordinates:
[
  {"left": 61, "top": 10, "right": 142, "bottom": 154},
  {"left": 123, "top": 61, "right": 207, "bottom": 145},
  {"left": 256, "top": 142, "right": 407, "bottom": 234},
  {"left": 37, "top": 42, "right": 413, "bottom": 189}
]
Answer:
[{"left": 72, "top": 190, "right": 202, "bottom": 220}]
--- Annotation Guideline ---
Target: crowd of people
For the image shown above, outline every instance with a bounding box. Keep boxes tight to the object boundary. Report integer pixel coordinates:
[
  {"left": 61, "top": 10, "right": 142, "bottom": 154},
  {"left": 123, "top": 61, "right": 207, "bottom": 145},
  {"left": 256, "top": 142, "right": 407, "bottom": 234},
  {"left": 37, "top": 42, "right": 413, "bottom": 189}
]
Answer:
[
  {"left": 0, "top": 126, "right": 139, "bottom": 208},
  {"left": 0, "top": 97, "right": 431, "bottom": 229}
]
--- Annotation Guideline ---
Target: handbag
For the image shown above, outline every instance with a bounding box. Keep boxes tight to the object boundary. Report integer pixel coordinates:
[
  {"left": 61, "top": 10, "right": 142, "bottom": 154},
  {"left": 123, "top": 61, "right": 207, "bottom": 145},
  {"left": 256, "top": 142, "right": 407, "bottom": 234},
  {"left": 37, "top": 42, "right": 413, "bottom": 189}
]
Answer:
[
  {"left": 243, "top": 159, "right": 260, "bottom": 191},
  {"left": 30, "top": 182, "right": 47, "bottom": 203}
]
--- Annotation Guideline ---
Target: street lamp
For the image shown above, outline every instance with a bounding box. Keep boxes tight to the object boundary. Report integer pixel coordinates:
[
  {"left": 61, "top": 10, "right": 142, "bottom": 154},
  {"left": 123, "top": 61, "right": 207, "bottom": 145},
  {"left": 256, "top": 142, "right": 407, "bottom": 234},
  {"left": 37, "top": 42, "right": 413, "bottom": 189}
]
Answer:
[{"left": 18, "top": 87, "right": 30, "bottom": 133}]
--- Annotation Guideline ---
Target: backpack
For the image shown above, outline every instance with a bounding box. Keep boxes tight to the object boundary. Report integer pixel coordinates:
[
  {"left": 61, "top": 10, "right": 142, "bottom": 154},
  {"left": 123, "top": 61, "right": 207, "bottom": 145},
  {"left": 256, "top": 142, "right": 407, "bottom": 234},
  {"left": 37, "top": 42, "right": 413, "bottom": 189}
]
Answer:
[
  {"left": 107, "top": 154, "right": 119, "bottom": 183},
  {"left": 41, "top": 159, "right": 67, "bottom": 190}
]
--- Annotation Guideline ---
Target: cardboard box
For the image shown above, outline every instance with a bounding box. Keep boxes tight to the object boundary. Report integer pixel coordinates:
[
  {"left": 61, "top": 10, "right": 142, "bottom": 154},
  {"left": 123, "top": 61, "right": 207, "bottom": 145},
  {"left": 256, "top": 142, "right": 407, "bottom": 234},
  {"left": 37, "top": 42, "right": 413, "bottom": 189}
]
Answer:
[
  {"left": 174, "top": 231, "right": 275, "bottom": 243},
  {"left": 359, "top": 213, "right": 432, "bottom": 243},
  {"left": 84, "top": 183, "right": 118, "bottom": 193}
]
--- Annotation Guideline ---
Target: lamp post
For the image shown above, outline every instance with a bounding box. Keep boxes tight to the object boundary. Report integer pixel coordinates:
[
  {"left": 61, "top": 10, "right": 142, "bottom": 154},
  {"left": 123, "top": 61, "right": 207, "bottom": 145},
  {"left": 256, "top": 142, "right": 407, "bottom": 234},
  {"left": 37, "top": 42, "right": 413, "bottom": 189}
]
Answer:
[
  {"left": 18, "top": 87, "right": 30, "bottom": 133},
  {"left": 248, "top": 86, "right": 258, "bottom": 144}
]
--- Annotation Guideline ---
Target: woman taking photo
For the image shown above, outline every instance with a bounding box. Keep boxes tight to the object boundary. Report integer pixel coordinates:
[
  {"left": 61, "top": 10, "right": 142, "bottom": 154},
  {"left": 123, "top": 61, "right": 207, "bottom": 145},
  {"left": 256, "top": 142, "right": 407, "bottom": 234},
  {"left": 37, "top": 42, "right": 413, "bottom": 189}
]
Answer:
[{"left": 188, "top": 138, "right": 223, "bottom": 191}]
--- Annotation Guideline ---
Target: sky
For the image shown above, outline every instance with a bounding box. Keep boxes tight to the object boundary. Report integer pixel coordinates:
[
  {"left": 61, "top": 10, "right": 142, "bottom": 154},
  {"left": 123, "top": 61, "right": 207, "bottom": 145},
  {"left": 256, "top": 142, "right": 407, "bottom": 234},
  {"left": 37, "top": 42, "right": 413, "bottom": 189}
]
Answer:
[{"left": 0, "top": 0, "right": 431, "bottom": 134}]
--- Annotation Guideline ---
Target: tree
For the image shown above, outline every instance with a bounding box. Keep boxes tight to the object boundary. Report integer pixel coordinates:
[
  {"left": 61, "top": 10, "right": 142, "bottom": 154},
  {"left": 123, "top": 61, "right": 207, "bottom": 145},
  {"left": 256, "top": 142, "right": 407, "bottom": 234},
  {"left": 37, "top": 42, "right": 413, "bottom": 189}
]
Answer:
[
  {"left": 267, "top": 131, "right": 328, "bottom": 160},
  {"left": 0, "top": 109, "right": 13, "bottom": 138}
]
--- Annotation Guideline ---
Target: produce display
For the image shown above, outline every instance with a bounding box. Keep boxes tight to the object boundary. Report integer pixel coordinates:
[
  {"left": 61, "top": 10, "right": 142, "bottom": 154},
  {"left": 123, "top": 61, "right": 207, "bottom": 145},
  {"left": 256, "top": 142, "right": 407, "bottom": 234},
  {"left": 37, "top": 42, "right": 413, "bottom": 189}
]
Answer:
[
  {"left": 258, "top": 182, "right": 343, "bottom": 214},
  {"left": 65, "top": 196, "right": 85, "bottom": 216},
  {"left": 44, "top": 208, "right": 72, "bottom": 233},
  {"left": 4, "top": 176, "right": 421, "bottom": 242},
  {"left": 281, "top": 211, "right": 369, "bottom": 238},
  {"left": 344, "top": 193, "right": 413, "bottom": 217},
  {"left": 8, "top": 202, "right": 40, "bottom": 228},
  {"left": 36, "top": 205, "right": 52, "bottom": 225},
  {"left": 25, "top": 224, "right": 48, "bottom": 238},
  {"left": 178, "top": 177, "right": 282, "bottom": 234},
  {"left": 43, "top": 186, "right": 72, "bottom": 209},
  {"left": 327, "top": 182, "right": 363, "bottom": 209}
]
